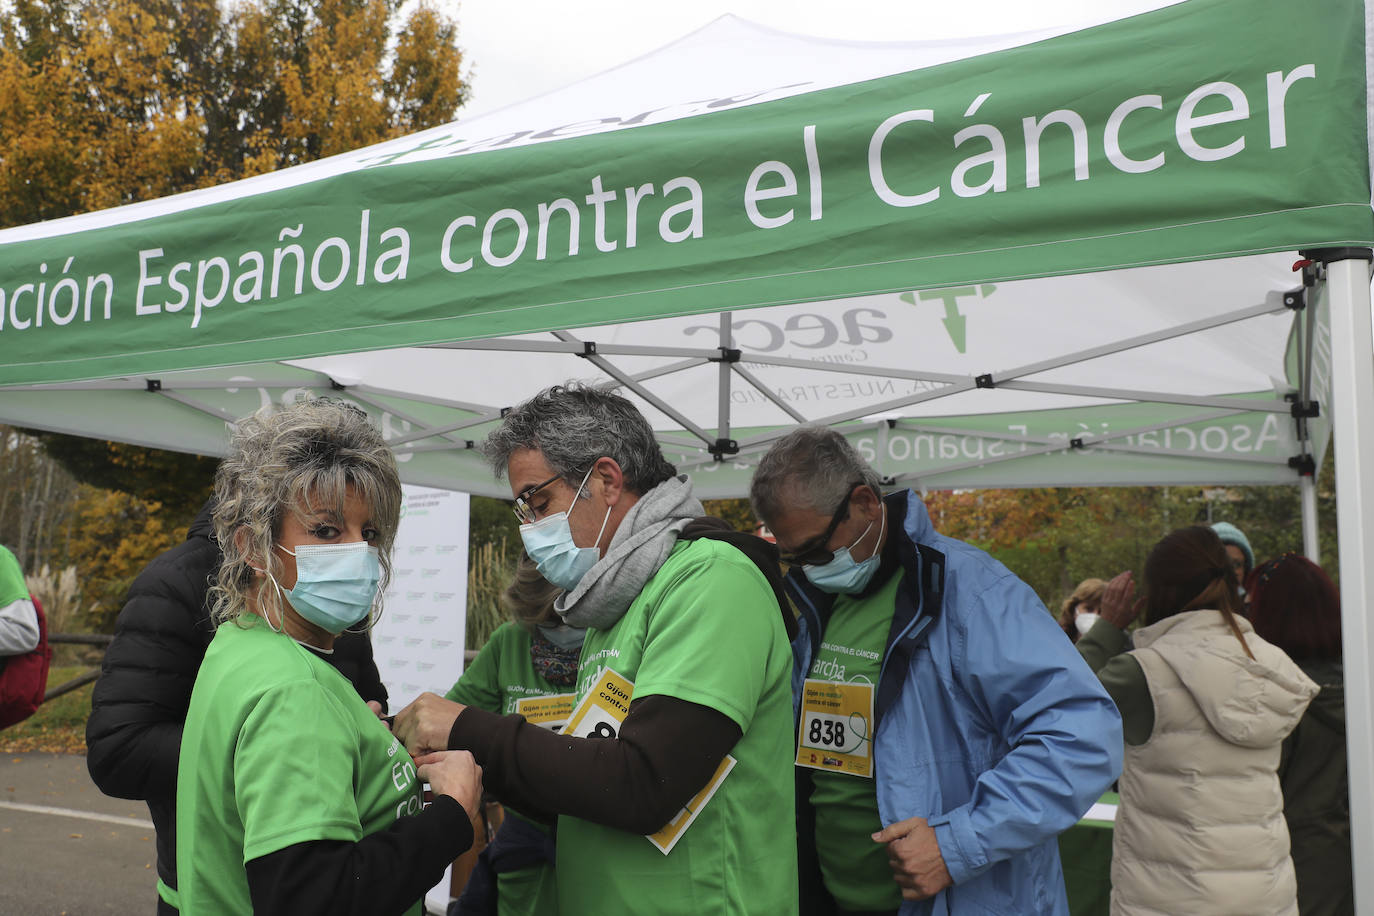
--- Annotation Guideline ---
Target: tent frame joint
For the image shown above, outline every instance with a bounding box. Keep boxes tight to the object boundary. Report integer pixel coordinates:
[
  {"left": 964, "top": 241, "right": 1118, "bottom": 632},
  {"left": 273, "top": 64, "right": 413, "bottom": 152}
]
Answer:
[
  {"left": 1283, "top": 286, "right": 1307, "bottom": 310},
  {"left": 708, "top": 438, "right": 739, "bottom": 461},
  {"left": 145, "top": 379, "right": 161, "bottom": 392},
  {"left": 709, "top": 347, "right": 742, "bottom": 363},
  {"left": 1286, "top": 395, "right": 1320, "bottom": 419},
  {"left": 1287, "top": 454, "right": 1317, "bottom": 476},
  {"left": 576, "top": 341, "right": 598, "bottom": 358},
  {"left": 974, "top": 373, "right": 995, "bottom": 389}
]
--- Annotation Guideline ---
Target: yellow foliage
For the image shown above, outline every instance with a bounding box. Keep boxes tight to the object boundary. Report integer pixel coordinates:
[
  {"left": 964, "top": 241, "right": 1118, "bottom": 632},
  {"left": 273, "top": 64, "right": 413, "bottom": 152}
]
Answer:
[
  {"left": 64, "top": 487, "right": 186, "bottom": 631},
  {"left": 0, "top": 0, "right": 468, "bottom": 229}
]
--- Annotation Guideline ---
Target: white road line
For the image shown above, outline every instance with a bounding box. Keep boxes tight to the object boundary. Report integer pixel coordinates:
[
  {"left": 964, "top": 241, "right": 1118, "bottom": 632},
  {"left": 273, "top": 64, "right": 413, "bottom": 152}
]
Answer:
[{"left": 0, "top": 799, "right": 153, "bottom": 829}]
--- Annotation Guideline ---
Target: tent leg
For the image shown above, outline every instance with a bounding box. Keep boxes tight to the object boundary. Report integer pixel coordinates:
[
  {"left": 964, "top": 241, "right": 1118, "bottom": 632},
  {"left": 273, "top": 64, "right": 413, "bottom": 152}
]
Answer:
[
  {"left": 1323, "top": 255, "right": 1374, "bottom": 916},
  {"left": 1300, "top": 474, "right": 1319, "bottom": 564}
]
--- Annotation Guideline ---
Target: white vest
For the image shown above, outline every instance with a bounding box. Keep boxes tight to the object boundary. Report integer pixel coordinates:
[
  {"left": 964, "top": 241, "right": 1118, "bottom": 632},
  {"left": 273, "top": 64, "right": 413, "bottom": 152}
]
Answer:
[{"left": 1111, "top": 610, "right": 1318, "bottom": 916}]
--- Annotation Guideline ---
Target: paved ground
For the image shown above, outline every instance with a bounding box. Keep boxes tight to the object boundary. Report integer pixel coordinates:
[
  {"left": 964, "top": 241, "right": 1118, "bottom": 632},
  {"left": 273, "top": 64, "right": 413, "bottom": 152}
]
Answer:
[
  {"left": 0, "top": 751, "right": 158, "bottom": 915},
  {"left": 0, "top": 751, "right": 468, "bottom": 914}
]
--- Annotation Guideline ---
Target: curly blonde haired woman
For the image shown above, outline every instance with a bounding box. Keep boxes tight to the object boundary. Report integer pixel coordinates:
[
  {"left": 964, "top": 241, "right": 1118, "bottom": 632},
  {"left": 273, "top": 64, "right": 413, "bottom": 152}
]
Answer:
[{"left": 176, "top": 399, "right": 481, "bottom": 916}]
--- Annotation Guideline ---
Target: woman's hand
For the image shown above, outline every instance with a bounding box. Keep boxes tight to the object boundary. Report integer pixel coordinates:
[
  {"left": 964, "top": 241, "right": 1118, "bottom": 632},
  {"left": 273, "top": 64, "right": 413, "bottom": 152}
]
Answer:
[
  {"left": 415, "top": 751, "right": 484, "bottom": 821},
  {"left": 1100, "top": 570, "right": 1142, "bottom": 629}
]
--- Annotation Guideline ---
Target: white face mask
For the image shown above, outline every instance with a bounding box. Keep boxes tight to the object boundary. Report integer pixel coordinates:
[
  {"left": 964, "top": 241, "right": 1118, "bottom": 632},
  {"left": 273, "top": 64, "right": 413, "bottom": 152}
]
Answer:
[{"left": 1074, "top": 612, "right": 1100, "bottom": 636}]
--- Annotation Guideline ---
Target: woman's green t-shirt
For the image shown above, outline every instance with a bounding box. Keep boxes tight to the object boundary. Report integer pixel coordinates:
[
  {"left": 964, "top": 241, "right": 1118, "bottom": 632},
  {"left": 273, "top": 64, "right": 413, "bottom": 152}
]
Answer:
[{"left": 177, "top": 620, "right": 425, "bottom": 915}]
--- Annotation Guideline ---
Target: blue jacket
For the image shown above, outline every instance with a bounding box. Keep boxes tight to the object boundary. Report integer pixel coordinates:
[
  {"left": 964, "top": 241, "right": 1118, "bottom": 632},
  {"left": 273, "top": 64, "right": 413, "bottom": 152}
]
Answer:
[{"left": 787, "top": 490, "right": 1123, "bottom": 915}]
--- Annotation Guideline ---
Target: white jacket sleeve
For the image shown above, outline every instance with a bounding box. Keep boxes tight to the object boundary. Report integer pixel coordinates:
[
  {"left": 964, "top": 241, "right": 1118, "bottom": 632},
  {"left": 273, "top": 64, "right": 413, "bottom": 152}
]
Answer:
[{"left": 0, "top": 596, "right": 40, "bottom": 655}]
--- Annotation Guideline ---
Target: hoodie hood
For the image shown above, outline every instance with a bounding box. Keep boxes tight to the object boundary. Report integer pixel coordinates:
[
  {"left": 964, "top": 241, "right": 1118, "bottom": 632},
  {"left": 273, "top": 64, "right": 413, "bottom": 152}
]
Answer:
[{"left": 1134, "top": 610, "right": 1318, "bottom": 748}]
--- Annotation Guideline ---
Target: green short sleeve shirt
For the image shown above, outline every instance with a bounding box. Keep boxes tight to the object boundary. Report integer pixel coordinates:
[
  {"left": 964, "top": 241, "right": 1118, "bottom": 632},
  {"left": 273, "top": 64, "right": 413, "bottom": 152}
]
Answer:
[
  {"left": 176, "top": 620, "right": 424, "bottom": 915},
  {"left": 556, "top": 538, "right": 798, "bottom": 916}
]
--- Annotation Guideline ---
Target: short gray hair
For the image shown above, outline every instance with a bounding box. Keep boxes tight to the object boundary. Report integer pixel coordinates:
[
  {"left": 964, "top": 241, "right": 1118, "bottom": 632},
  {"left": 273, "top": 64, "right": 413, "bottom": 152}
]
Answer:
[
  {"left": 750, "top": 426, "right": 882, "bottom": 524},
  {"left": 211, "top": 398, "right": 402, "bottom": 627},
  {"left": 480, "top": 383, "right": 677, "bottom": 494}
]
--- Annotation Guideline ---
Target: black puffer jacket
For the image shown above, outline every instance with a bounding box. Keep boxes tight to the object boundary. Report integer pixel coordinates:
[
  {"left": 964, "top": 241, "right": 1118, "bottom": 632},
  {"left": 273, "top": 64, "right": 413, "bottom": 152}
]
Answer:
[{"left": 85, "top": 499, "right": 389, "bottom": 903}]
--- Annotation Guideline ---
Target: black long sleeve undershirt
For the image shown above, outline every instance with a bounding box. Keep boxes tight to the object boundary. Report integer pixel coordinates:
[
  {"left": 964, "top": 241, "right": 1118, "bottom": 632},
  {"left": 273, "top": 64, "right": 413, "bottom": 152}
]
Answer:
[
  {"left": 245, "top": 794, "right": 473, "bottom": 916},
  {"left": 449, "top": 694, "right": 743, "bottom": 835}
]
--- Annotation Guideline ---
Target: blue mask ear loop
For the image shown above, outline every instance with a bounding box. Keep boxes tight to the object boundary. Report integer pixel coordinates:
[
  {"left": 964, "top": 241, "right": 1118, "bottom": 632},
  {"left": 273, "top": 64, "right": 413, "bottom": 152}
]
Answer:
[
  {"left": 842, "top": 500, "right": 886, "bottom": 563},
  {"left": 250, "top": 557, "right": 289, "bottom": 635},
  {"left": 571, "top": 462, "right": 615, "bottom": 555},
  {"left": 869, "top": 503, "right": 888, "bottom": 563}
]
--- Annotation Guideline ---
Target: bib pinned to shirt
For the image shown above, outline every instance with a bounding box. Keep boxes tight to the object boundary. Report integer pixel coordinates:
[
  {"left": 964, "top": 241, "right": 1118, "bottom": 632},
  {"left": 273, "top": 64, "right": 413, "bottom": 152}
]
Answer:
[{"left": 795, "top": 678, "right": 874, "bottom": 778}]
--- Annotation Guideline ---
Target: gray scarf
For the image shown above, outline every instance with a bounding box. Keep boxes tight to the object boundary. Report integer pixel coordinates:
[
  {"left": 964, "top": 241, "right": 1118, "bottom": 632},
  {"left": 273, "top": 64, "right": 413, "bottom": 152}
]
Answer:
[{"left": 554, "top": 474, "right": 703, "bottom": 630}]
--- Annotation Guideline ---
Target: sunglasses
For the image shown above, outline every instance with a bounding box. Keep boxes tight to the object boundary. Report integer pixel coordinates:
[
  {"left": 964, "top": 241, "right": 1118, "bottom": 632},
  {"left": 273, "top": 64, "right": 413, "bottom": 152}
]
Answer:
[
  {"left": 778, "top": 482, "right": 864, "bottom": 567},
  {"left": 512, "top": 474, "right": 562, "bottom": 525}
]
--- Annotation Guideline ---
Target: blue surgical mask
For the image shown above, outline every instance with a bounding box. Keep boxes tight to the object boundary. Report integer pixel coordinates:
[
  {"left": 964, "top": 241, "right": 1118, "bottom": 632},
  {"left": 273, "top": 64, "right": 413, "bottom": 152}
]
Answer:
[
  {"left": 519, "top": 466, "right": 612, "bottom": 592},
  {"left": 275, "top": 541, "right": 381, "bottom": 634},
  {"left": 803, "top": 504, "right": 887, "bottom": 595}
]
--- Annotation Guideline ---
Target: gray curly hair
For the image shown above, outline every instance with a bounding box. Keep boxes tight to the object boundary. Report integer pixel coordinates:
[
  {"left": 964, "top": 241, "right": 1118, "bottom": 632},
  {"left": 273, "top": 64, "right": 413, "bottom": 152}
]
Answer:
[
  {"left": 480, "top": 382, "right": 677, "bottom": 494},
  {"left": 211, "top": 398, "right": 402, "bottom": 627}
]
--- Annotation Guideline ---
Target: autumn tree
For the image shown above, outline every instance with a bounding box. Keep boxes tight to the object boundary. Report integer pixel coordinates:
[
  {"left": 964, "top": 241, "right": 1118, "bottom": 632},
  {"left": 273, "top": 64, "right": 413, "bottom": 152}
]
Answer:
[
  {"left": 0, "top": 0, "right": 468, "bottom": 623},
  {"left": 0, "top": 0, "right": 467, "bottom": 223}
]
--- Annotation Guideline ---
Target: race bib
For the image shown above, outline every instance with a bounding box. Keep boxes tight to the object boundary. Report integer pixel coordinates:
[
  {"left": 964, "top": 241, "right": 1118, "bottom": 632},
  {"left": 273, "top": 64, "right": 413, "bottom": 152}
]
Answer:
[
  {"left": 565, "top": 667, "right": 736, "bottom": 854},
  {"left": 565, "top": 668, "right": 634, "bottom": 741},
  {"left": 795, "top": 678, "right": 874, "bottom": 778},
  {"left": 514, "top": 693, "right": 576, "bottom": 732}
]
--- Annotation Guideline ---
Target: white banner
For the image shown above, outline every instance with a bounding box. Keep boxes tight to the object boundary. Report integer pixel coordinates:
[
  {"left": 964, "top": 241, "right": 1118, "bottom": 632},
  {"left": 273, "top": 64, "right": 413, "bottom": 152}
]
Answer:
[{"left": 374, "top": 485, "right": 470, "bottom": 708}]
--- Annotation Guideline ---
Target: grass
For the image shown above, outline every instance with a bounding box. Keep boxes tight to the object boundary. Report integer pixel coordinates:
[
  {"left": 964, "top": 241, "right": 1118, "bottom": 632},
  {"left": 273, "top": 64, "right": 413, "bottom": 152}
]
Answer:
[{"left": 0, "top": 664, "right": 96, "bottom": 755}]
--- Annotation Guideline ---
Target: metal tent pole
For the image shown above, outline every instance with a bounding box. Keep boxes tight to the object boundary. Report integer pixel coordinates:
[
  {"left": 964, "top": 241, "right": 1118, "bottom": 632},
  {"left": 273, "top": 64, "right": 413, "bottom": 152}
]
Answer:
[
  {"left": 1317, "top": 250, "right": 1374, "bottom": 915},
  {"left": 1300, "top": 474, "right": 1320, "bottom": 563}
]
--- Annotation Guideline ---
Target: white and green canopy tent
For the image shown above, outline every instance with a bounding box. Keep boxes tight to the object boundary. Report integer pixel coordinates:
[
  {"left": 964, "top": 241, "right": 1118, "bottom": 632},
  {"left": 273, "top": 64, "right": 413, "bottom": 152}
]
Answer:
[{"left": 2, "top": 0, "right": 1372, "bottom": 902}]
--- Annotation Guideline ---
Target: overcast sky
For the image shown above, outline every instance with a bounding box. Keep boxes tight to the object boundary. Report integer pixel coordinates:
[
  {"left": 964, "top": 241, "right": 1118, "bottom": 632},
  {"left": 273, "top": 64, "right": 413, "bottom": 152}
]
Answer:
[{"left": 439, "top": 0, "right": 1178, "bottom": 119}]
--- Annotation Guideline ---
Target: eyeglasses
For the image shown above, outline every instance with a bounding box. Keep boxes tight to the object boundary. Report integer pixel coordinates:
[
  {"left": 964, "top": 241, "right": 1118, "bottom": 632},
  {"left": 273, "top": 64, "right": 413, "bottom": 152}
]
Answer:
[
  {"left": 778, "top": 483, "right": 863, "bottom": 567},
  {"left": 512, "top": 474, "right": 562, "bottom": 525}
]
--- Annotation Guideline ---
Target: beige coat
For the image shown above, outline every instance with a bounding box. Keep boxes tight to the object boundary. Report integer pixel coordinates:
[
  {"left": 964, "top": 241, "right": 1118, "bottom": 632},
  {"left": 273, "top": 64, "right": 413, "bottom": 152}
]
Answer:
[{"left": 1111, "top": 610, "right": 1319, "bottom": 916}]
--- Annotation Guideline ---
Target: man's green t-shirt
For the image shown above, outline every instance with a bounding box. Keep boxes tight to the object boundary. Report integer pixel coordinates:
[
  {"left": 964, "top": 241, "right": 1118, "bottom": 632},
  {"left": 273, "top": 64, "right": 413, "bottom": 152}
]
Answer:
[
  {"left": 447, "top": 620, "right": 570, "bottom": 916},
  {"left": 0, "top": 545, "right": 25, "bottom": 605},
  {"left": 177, "top": 619, "right": 424, "bottom": 915},
  {"left": 557, "top": 538, "right": 798, "bottom": 916},
  {"left": 807, "top": 569, "right": 904, "bottom": 911}
]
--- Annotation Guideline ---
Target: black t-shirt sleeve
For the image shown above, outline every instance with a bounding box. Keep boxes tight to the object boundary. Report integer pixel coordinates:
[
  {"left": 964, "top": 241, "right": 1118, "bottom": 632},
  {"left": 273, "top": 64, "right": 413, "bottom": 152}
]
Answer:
[
  {"left": 449, "top": 694, "right": 741, "bottom": 834},
  {"left": 245, "top": 795, "right": 473, "bottom": 916}
]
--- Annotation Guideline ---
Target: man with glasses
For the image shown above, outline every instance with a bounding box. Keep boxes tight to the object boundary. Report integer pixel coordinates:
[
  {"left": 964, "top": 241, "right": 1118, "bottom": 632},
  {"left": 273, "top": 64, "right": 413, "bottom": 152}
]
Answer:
[
  {"left": 750, "top": 426, "right": 1122, "bottom": 916},
  {"left": 394, "top": 383, "right": 798, "bottom": 915}
]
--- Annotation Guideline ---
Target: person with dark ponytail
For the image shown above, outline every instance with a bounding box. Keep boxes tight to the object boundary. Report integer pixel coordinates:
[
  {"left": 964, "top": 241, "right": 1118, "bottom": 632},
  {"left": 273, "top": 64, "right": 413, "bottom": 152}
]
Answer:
[
  {"left": 1247, "top": 554, "right": 1353, "bottom": 916},
  {"left": 1076, "top": 526, "right": 1319, "bottom": 916}
]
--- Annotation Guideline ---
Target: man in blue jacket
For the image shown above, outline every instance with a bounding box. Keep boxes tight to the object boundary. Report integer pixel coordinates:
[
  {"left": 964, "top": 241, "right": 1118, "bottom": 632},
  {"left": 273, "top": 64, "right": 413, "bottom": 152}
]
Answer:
[{"left": 750, "top": 427, "right": 1122, "bottom": 915}]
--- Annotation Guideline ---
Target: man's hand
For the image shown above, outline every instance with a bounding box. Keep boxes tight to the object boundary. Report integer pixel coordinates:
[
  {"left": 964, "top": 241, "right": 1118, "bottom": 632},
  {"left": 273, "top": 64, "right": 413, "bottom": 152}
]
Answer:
[
  {"left": 1099, "top": 570, "right": 1143, "bottom": 630},
  {"left": 873, "top": 816, "right": 953, "bottom": 901},
  {"left": 366, "top": 700, "right": 385, "bottom": 719},
  {"left": 415, "top": 751, "right": 483, "bottom": 820},
  {"left": 393, "top": 692, "right": 466, "bottom": 756}
]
